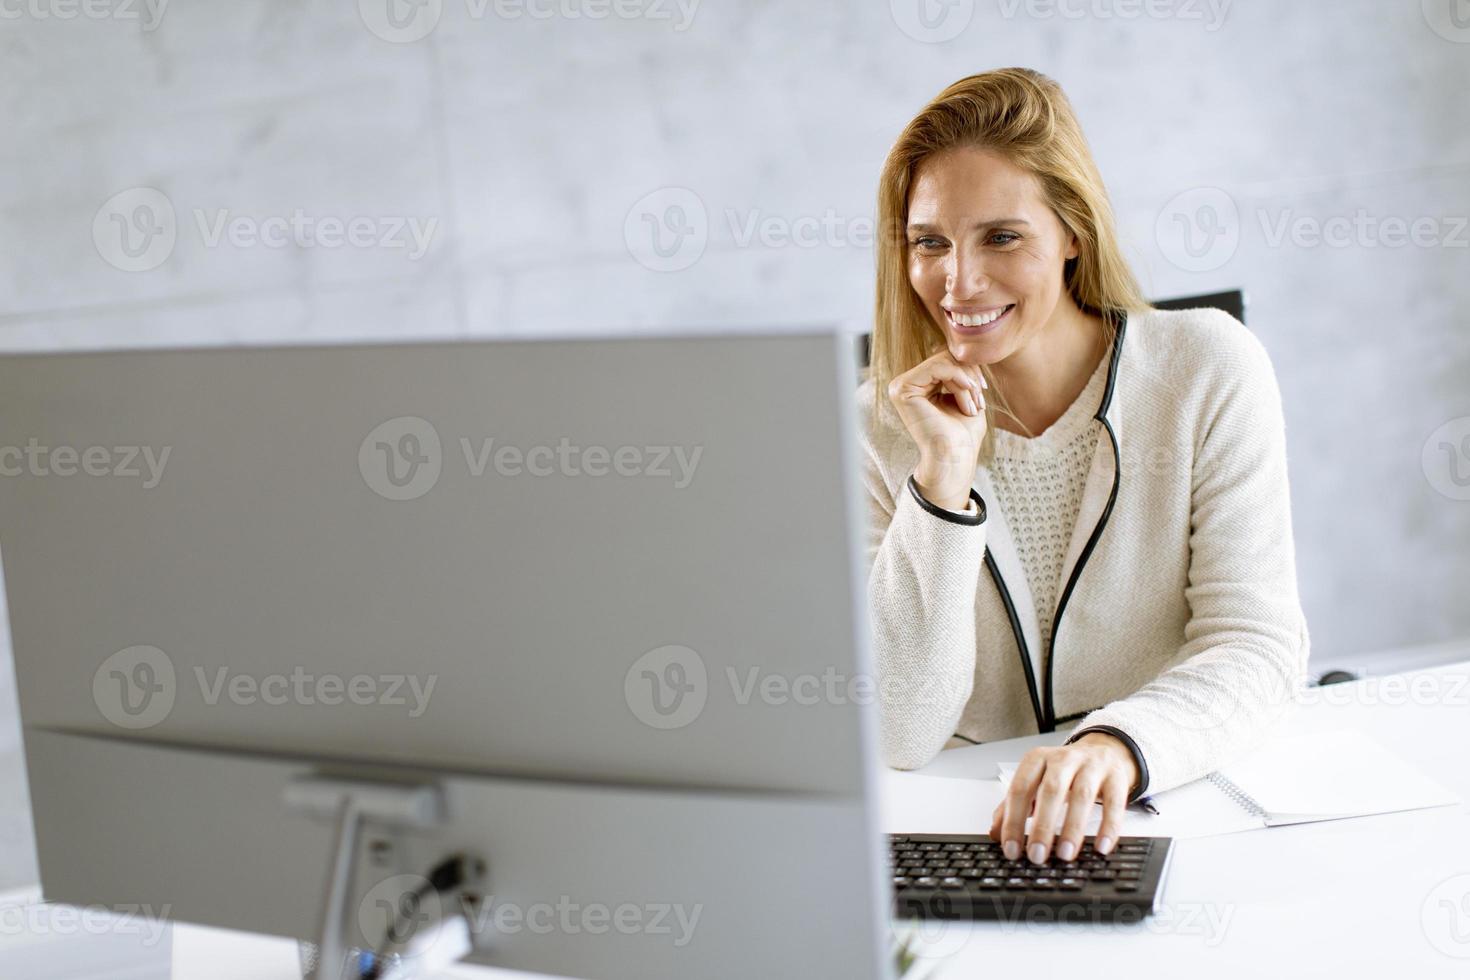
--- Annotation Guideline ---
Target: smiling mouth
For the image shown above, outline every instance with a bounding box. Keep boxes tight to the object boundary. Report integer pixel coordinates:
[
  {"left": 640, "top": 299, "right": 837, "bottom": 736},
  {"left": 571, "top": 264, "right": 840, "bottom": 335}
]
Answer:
[{"left": 946, "top": 304, "right": 1015, "bottom": 335}]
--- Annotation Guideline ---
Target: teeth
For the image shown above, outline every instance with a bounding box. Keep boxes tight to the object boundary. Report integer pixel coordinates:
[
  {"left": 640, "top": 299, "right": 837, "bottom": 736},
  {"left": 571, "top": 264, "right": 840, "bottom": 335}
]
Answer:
[{"left": 950, "top": 305, "right": 1010, "bottom": 327}]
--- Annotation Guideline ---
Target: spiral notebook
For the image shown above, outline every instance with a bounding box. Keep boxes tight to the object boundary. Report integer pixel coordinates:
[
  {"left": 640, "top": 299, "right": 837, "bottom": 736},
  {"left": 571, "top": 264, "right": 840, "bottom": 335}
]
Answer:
[{"left": 996, "top": 728, "right": 1461, "bottom": 840}]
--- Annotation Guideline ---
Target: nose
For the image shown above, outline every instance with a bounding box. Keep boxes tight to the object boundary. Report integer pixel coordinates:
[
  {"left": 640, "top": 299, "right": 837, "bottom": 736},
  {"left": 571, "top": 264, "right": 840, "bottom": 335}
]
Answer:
[{"left": 945, "top": 243, "right": 991, "bottom": 301}]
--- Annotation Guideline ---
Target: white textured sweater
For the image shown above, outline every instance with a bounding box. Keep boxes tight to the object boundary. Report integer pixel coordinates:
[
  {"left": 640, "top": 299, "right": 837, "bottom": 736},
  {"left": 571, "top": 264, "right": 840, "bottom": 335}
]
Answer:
[
  {"left": 858, "top": 307, "right": 1311, "bottom": 797},
  {"left": 988, "top": 342, "right": 1109, "bottom": 661}
]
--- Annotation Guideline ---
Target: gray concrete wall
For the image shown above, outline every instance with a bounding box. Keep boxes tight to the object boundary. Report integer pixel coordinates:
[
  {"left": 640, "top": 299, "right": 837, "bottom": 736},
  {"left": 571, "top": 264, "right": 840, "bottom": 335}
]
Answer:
[{"left": 2, "top": 0, "right": 1468, "bottom": 888}]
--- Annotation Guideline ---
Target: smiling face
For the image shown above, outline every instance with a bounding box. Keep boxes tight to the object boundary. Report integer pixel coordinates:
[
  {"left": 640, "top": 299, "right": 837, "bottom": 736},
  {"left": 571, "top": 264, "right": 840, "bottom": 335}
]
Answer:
[{"left": 906, "top": 146, "right": 1082, "bottom": 366}]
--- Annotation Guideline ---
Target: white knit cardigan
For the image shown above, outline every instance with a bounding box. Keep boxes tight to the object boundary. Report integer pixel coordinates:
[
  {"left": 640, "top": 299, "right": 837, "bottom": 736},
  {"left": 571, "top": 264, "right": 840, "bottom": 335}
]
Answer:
[{"left": 858, "top": 306, "right": 1311, "bottom": 797}]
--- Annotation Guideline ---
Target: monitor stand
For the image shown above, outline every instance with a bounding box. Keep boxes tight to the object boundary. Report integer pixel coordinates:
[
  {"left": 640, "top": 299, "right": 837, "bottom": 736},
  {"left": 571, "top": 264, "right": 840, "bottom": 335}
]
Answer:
[{"left": 283, "top": 776, "right": 486, "bottom": 980}]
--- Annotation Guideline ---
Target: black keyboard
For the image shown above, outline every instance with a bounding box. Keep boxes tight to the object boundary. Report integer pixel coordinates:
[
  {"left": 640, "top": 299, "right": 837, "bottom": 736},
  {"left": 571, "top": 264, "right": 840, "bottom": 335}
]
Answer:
[{"left": 889, "top": 833, "right": 1174, "bottom": 921}]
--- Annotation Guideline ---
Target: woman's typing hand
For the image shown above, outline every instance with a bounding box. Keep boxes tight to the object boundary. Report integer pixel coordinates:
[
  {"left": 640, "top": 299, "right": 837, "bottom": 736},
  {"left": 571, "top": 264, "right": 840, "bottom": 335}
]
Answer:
[{"left": 988, "top": 731, "right": 1141, "bottom": 862}]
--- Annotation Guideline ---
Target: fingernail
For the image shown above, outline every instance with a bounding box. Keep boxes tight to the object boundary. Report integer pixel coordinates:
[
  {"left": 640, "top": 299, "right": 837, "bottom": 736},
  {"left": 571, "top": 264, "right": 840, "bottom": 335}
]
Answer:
[
  {"left": 1028, "top": 843, "right": 1047, "bottom": 865},
  {"left": 1056, "top": 840, "right": 1077, "bottom": 861},
  {"left": 1002, "top": 840, "right": 1020, "bottom": 861},
  {"left": 1096, "top": 836, "right": 1114, "bottom": 855}
]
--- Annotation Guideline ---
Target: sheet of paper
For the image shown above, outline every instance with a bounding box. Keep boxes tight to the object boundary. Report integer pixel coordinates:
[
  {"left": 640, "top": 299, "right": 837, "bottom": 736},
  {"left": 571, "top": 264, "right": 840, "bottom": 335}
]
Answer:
[{"left": 1218, "top": 728, "right": 1460, "bottom": 822}]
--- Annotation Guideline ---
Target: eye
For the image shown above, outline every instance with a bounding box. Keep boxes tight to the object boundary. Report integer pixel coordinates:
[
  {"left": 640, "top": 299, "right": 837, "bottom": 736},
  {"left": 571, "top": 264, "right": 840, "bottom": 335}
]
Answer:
[
  {"left": 910, "top": 235, "right": 947, "bottom": 253},
  {"left": 990, "top": 231, "right": 1020, "bottom": 246}
]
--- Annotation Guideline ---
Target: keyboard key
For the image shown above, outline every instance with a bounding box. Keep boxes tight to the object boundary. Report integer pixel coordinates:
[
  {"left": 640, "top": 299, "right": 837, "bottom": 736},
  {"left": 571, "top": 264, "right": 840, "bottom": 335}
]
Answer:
[
  {"left": 893, "top": 876, "right": 911, "bottom": 887},
  {"left": 1059, "top": 878, "right": 1084, "bottom": 890},
  {"left": 941, "top": 877, "right": 965, "bottom": 889},
  {"left": 979, "top": 877, "right": 1003, "bottom": 890},
  {"left": 1004, "top": 878, "right": 1028, "bottom": 890},
  {"left": 915, "top": 877, "right": 939, "bottom": 887},
  {"left": 1115, "top": 882, "right": 1140, "bottom": 892}
]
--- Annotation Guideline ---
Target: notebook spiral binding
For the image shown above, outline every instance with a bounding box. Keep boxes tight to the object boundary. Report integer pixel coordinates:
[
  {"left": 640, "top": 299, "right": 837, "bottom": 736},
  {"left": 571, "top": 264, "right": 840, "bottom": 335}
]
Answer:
[{"left": 1206, "top": 772, "right": 1267, "bottom": 820}]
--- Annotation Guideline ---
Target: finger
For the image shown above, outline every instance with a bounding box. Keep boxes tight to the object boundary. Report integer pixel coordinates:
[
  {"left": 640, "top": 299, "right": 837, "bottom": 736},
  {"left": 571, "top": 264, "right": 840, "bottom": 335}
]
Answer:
[
  {"left": 999, "top": 754, "right": 1046, "bottom": 860},
  {"left": 1095, "top": 773, "right": 1129, "bottom": 855},
  {"left": 934, "top": 379, "right": 977, "bottom": 417},
  {"left": 922, "top": 357, "right": 982, "bottom": 396},
  {"left": 1055, "top": 769, "right": 1104, "bottom": 862},
  {"left": 1025, "top": 758, "right": 1080, "bottom": 864},
  {"left": 888, "top": 359, "right": 976, "bottom": 408},
  {"left": 959, "top": 362, "right": 989, "bottom": 391}
]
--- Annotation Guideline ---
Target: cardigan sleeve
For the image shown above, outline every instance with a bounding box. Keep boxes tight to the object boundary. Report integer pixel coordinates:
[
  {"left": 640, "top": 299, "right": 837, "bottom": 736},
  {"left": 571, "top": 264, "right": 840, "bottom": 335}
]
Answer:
[
  {"left": 860, "top": 399, "right": 991, "bottom": 771},
  {"left": 1067, "top": 330, "right": 1310, "bottom": 795}
]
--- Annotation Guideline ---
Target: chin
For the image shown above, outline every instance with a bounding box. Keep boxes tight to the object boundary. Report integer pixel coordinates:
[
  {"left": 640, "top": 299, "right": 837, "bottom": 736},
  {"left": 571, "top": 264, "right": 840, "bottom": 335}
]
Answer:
[{"left": 946, "top": 339, "right": 993, "bottom": 365}]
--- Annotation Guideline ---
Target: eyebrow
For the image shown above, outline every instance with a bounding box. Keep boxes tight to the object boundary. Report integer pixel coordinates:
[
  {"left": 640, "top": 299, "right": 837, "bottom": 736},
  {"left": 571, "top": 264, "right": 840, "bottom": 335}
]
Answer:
[{"left": 906, "top": 218, "right": 1033, "bottom": 233}]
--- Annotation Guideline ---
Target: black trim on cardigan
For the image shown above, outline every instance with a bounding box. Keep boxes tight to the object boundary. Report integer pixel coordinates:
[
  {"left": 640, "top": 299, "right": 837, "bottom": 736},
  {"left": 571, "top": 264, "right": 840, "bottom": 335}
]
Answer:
[
  {"left": 1042, "top": 413, "right": 1122, "bottom": 726},
  {"left": 906, "top": 474, "right": 986, "bottom": 526},
  {"left": 1065, "top": 724, "right": 1151, "bottom": 802},
  {"left": 1040, "top": 311, "right": 1128, "bottom": 728},
  {"left": 985, "top": 550, "right": 1045, "bottom": 733}
]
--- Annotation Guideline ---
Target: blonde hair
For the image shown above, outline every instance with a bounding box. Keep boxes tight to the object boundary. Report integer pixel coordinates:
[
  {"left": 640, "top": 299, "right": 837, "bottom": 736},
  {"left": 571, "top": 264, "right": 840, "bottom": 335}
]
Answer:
[{"left": 869, "top": 67, "right": 1148, "bottom": 463}]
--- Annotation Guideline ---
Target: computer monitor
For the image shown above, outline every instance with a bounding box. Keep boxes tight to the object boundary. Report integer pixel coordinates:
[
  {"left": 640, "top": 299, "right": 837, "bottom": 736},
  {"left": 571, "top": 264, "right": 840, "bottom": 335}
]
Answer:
[{"left": 0, "top": 331, "right": 894, "bottom": 980}]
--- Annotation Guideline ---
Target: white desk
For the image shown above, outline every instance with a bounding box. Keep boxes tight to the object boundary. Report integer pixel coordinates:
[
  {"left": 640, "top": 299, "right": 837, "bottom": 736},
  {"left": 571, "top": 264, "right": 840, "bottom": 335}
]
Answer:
[
  {"left": 884, "top": 659, "right": 1470, "bottom": 978},
  {"left": 42, "top": 661, "right": 1470, "bottom": 978}
]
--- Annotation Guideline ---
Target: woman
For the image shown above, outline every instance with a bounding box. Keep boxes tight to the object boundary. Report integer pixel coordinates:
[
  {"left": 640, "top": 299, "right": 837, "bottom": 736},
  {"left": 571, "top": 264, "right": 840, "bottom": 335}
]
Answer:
[{"left": 860, "top": 68, "right": 1309, "bottom": 867}]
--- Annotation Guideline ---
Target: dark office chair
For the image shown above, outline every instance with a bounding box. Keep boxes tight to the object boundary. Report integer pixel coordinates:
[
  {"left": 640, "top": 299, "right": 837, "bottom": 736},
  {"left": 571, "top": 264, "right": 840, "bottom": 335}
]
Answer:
[{"left": 857, "top": 289, "right": 1246, "bottom": 370}]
